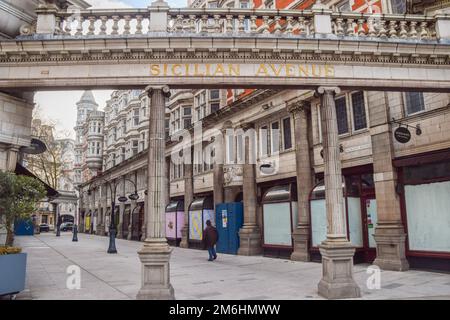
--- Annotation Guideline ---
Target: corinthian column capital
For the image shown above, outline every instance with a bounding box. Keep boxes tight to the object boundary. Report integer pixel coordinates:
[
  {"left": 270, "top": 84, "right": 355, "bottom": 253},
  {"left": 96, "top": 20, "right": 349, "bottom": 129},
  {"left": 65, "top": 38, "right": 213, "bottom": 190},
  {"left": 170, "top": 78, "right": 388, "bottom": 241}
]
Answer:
[
  {"left": 287, "top": 100, "right": 311, "bottom": 114},
  {"left": 145, "top": 85, "right": 171, "bottom": 98}
]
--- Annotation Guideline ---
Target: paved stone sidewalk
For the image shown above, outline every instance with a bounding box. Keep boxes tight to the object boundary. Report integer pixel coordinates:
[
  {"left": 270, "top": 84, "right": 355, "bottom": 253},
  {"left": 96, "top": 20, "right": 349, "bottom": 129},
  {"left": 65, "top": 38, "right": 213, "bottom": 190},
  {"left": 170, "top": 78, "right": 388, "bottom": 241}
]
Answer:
[{"left": 11, "top": 233, "right": 450, "bottom": 300}]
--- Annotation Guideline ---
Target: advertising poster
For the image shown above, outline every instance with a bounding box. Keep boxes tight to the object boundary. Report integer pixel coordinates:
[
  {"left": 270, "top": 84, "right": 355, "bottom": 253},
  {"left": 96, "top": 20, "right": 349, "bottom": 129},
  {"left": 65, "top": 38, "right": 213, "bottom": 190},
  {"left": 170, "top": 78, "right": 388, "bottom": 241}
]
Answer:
[{"left": 189, "top": 210, "right": 202, "bottom": 240}]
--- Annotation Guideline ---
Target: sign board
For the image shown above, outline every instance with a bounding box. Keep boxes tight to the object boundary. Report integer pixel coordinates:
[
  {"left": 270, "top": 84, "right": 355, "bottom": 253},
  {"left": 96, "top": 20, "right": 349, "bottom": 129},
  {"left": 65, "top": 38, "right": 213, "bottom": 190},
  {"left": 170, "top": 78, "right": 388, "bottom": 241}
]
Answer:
[{"left": 394, "top": 127, "right": 411, "bottom": 144}]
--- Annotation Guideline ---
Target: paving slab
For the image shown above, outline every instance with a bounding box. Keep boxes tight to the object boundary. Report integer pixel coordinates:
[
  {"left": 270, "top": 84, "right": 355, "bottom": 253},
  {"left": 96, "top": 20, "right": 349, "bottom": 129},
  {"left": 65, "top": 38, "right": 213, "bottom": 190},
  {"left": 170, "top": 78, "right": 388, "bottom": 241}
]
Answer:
[{"left": 10, "top": 233, "right": 450, "bottom": 300}]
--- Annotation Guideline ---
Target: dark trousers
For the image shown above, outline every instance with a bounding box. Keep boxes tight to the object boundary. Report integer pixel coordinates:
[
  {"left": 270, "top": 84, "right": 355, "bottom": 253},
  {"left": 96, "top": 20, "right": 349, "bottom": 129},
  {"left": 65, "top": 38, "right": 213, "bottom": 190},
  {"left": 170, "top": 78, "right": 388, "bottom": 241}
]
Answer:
[{"left": 207, "top": 246, "right": 217, "bottom": 260}]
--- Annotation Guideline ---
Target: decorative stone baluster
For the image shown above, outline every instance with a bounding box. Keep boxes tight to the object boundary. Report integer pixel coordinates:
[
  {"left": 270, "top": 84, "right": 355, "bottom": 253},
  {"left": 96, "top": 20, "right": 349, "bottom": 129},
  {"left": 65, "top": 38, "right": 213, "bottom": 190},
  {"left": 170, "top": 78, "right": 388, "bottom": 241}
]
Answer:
[
  {"left": 100, "top": 16, "right": 108, "bottom": 35},
  {"left": 262, "top": 16, "right": 270, "bottom": 34},
  {"left": 250, "top": 15, "right": 257, "bottom": 33},
  {"left": 124, "top": 15, "right": 131, "bottom": 35},
  {"left": 419, "top": 21, "right": 429, "bottom": 40},
  {"left": 346, "top": 18, "right": 355, "bottom": 36},
  {"left": 388, "top": 20, "right": 398, "bottom": 38},
  {"left": 175, "top": 15, "right": 183, "bottom": 32},
  {"left": 55, "top": 16, "right": 62, "bottom": 35},
  {"left": 409, "top": 21, "right": 418, "bottom": 39},
  {"left": 226, "top": 15, "right": 234, "bottom": 33},
  {"left": 65, "top": 15, "right": 73, "bottom": 35},
  {"left": 111, "top": 16, "right": 120, "bottom": 35},
  {"left": 75, "top": 16, "right": 84, "bottom": 36},
  {"left": 399, "top": 20, "right": 408, "bottom": 38},
  {"left": 274, "top": 16, "right": 282, "bottom": 35},
  {"left": 357, "top": 18, "right": 365, "bottom": 36},
  {"left": 201, "top": 15, "right": 208, "bottom": 33},
  {"left": 189, "top": 15, "right": 197, "bottom": 33},
  {"left": 285, "top": 16, "right": 293, "bottom": 35},
  {"left": 335, "top": 18, "right": 344, "bottom": 36},
  {"left": 367, "top": 17, "right": 376, "bottom": 37},
  {"left": 429, "top": 22, "right": 437, "bottom": 39},
  {"left": 214, "top": 15, "right": 221, "bottom": 33},
  {"left": 136, "top": 15, "right": 143, "bottom": 34},
  {"left": 298, "top": 17, "right": 306, "bottom": 35},
  {"left": 238, "top": 15, "right": 245, "bottom": 33},
  {"left": 378, "top": 19, "right": 387, "bottom": 38},
  {"left": 87, "top": 16, "right": 96, "bottom": 35}
]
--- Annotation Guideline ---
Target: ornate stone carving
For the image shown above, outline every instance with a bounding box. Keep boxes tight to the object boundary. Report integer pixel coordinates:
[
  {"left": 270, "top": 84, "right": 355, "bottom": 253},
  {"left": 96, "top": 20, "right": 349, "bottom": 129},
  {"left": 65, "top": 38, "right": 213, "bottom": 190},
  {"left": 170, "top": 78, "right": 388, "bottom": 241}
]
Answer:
[
  {"left": 287, "top": 100, "right": 311, "bottom": 114},
  {"left": 223, "top": 165, "right": 243, "bottom": 186}
]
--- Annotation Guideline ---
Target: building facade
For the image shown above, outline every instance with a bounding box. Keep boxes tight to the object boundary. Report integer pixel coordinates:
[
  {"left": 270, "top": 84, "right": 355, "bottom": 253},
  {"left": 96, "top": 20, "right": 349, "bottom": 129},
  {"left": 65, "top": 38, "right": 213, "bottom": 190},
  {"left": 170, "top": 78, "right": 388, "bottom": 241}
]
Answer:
[{"left": 77, "top": 0, "right": 450, "bottom": 271}]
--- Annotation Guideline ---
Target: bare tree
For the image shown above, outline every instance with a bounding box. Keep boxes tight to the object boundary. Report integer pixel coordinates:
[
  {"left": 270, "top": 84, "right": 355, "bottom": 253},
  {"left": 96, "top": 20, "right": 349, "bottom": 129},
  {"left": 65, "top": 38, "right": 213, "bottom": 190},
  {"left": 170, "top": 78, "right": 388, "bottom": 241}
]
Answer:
[{"left": 24, "top": 115, "right": 64, "bottom": 190}]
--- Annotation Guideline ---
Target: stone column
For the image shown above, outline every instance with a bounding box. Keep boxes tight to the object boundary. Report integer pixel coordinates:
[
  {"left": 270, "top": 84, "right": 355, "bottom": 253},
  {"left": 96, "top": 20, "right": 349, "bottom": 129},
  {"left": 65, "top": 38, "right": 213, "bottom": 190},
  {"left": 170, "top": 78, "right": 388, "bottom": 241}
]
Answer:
[
  {"left": 238, "top": 123, "right": 262, "bottom": 256},
  {"left": 165, "top": 156, "right": 171, "bottom": 206},
  {"left": 369, "top": 92, "right": 409, "bottom": 271},
  {"left": 316, "top": 87, "right": 360, "bottom": 299},
  {"left": 288, "top": 101, "right": 314, "bottom": 262},
  {"left": 117, "top": 203, "right": 125, "bottom": 238},
  {"left": 137, "top": 85, "right": 174, "bottom": 300},
  {"left": 128, "top": 200, "right": 136, "bottom": 240},
  {"left": 180, "top": 155, "right": 193, "bottom": 248},
  {"left": 213, "top": 137, "right": 224, "bottom": 208}
]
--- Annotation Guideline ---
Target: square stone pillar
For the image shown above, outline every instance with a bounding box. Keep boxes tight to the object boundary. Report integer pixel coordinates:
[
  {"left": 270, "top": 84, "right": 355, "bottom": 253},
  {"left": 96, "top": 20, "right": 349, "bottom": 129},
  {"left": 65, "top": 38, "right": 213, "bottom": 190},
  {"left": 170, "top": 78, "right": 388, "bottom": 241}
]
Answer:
[
  {"left": 316, "top": 87, "right": 360, "bottom": 299},
  {"left": 368, "top": 92, "right": 409, "bottom": 271},
  {"left": 180, "top": 161, "right": 193, "bottom": 249},
  {"left": 288, "top": 100, "right": 314, "bottom": 262},
  {"left": 237, "top": 123, "right": 262, "bottom": 256},
  {"left": 137, "top": 85, "right": 174, "bottom": 300}
]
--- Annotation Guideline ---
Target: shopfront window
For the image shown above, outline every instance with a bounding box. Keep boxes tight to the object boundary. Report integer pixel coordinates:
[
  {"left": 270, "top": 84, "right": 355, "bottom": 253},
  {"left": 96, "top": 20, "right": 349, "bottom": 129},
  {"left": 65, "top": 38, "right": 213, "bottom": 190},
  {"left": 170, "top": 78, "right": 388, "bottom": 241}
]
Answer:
[
  {"left": 262, "top": 184, "right": 297, "bottom": 247},
  {"left": 310, "top": 178, "right": 365, "bottom": 248},
  {"left": 403, "top": 161, "right": 450, "bottom": 253}
]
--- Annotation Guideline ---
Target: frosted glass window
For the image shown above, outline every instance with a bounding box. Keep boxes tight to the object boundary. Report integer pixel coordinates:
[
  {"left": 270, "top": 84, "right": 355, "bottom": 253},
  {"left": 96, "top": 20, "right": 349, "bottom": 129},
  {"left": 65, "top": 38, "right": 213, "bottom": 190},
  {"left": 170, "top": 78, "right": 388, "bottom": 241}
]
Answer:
[
  {"left": 405, "top": 182, "right": 450, "bottom": 252},
  {"left": 311, "top": 199, "right": 327, "bottom": 247},
  {"left": 347, "top": 197, "right": 363, "bottom": 248},
  {"left": 263, "top": 203, "right": 292, "bottom": 246}
]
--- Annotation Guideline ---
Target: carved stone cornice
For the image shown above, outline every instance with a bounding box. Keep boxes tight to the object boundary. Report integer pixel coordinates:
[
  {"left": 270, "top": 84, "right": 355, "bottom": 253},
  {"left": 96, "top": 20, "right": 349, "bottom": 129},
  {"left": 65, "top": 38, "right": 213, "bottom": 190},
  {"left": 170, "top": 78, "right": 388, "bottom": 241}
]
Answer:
[{"left": 1, "top": 38, "right": 449, "bottom": 66}]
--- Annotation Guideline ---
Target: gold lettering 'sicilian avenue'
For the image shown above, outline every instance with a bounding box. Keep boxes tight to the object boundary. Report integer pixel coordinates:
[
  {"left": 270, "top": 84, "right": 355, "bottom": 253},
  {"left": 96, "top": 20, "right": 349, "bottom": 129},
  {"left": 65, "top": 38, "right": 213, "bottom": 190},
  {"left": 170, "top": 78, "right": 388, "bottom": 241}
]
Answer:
[{"left": 150, "top": 64, "right": 335, "bottom": 78}]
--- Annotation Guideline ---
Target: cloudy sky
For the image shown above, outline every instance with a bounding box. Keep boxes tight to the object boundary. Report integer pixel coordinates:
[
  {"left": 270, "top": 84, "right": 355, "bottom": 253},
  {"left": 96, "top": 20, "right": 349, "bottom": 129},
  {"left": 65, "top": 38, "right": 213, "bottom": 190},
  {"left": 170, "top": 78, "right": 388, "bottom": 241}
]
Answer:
[{"left": 35, "top": 0, "right": 187, "bottom": 138}]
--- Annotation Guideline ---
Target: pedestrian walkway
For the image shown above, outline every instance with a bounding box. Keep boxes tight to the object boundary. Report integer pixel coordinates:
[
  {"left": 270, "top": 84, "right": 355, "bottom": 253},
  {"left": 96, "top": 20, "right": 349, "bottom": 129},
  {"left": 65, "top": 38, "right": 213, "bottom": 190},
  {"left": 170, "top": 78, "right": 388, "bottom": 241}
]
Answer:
[{"left": 12, "top": 233, "right": 450, "bottom": 300}]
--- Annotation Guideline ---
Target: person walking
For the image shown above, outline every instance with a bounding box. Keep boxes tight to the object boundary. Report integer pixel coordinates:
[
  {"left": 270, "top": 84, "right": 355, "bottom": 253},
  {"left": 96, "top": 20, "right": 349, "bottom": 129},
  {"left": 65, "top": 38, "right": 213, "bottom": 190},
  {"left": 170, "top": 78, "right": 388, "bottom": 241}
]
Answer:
[{"left": 203, "top": 220, "right": 219, "bottom": 261}]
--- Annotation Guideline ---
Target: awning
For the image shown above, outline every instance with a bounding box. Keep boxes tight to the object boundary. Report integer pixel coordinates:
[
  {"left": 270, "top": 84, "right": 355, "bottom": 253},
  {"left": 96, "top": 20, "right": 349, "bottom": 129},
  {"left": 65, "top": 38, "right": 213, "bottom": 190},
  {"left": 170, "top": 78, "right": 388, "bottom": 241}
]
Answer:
[
  {"left": 189, "top": 197, "right": 213, "bottom": 211},
  {"left": 15, "top": 163, "right": 59, "bottom": 199},
  {"left": 262, "top": 184, "right": 297, "bottom": 203},
  {"left": 166, "top": 200, "right": 184, "bottom": 213}
]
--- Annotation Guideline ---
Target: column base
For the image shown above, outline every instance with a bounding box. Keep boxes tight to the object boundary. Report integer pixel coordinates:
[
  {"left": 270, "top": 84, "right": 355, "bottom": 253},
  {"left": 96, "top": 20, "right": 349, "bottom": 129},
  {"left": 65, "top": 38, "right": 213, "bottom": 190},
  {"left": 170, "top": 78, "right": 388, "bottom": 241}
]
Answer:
[
  {"left": 136, "top": 238, "right": 175, "bottom": 300},
  {"left": 96, "top": 225, "right": 105, "bottom": 236},
  {"left": 238, "top": 225, "right": 262, "bottom": 256},
  {"left": 179, "top": 227, "right": 189, "bottom": 248},
  {"left": 117, "top": 223, "right": 123, "bottom": 238},
  {"left": 373, "top": 225, "right": 409, "bottom": 271},
  {"left": 290, "top": 226, "right": 310, "bottom": 262},
  {"left": 318, "top": 240, "right": 361, "bottom": 299}
]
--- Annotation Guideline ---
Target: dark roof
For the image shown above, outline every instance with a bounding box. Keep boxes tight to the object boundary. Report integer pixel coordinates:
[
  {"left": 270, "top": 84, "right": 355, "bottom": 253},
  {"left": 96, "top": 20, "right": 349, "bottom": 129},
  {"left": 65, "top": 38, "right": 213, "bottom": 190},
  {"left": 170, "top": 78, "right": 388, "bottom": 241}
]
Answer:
[{"left": 14, "top": 163, "right": 59, "bottom": 199}]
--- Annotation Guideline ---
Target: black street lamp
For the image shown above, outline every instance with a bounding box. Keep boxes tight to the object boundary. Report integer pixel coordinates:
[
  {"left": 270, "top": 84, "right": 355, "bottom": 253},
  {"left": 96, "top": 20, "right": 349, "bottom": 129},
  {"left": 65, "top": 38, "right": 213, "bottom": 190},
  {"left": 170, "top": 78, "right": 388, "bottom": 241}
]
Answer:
[{"left": 87, "top": 177, "right": 139, "bottom": 254}]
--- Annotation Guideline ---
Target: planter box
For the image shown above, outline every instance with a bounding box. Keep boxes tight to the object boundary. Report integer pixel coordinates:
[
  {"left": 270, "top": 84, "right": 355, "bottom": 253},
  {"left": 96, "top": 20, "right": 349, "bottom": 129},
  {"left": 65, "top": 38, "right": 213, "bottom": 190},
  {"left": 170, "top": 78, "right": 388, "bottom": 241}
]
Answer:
[{"left": 0, "top": 253, "right": 27, "bottom": 296}]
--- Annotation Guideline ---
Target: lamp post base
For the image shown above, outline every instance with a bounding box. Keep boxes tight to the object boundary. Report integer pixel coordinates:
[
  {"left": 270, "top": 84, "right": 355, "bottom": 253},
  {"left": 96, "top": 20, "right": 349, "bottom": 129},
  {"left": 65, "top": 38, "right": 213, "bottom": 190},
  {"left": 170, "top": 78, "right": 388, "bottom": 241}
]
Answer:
[
  {"left": 136, "top": 238, "right": 175, "bottom": 300},
  {"left": 107, "top": 228, "right": 117, "bottom": 254},
  {"left": 72, "top": 225, "right": 78, "bottom": 242}
]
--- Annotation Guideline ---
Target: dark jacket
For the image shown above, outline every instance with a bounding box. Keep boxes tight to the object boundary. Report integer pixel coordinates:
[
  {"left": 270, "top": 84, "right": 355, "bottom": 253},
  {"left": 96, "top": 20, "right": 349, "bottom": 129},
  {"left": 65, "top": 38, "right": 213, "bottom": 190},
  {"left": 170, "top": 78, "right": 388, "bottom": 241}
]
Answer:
[{"left": 203, "top": 225, "right": 219, "bottom": 249}]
